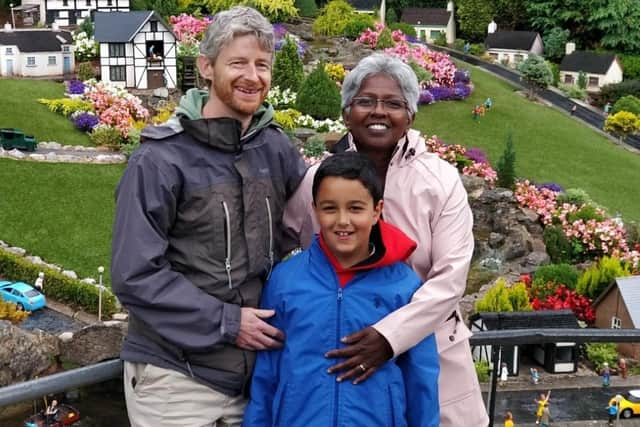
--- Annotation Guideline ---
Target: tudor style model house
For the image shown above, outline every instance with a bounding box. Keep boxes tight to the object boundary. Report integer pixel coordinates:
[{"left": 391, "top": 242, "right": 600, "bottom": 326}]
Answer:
[
  {"left": 0, "top": 24, "right": 75, "bottom": 77},
  {"left": 20, "top": 0, "right": 130, "bottom": 27},
  {"left": 94, "top": 11, "right": 177, "bottom": 90}
]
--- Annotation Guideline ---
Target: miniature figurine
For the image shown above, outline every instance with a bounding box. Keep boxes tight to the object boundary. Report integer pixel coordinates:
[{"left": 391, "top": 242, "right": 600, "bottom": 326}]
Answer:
[
  {"left": 535, "top": 391, "right": 551, "bottom": 425},
  {"left": 570, "top": 105, "right": 577, "bottom": 116},
  {"left": 530, "top": 367, "right": 540, "bottom": 384},
  {"left": 619, "top": 358, "right": 628, "bottom": 379},
  {"left": 504, "top": 411, "right": 514, "bottom": 427},
  {"left": 45, "top": 399, "right": 59, "bottom": 425},
  {"left": 34, "top": 272, "right": 44, "bottom": 293},
  {"left": 539, "top": 403, "right": 551, "bottom": 427},
  {"left": 485, "top": 97, "right": 493, "bottom": 110},
  {"left": 607, "top": 400, "right": 618, "bottom": 426},
  {"left": 604, "top": 102, "right": 612, "bottom": 116},
  {"left": 602, "top": 362, "right": 611, "bottom": 387},
  {"left": 500, "top": 362, "right": 508, "bottom": 387}
]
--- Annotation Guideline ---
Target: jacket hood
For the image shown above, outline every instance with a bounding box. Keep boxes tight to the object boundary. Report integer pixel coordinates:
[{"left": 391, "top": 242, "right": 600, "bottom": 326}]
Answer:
[
  {"left": 319, "top": 219, "right": 417, "bottom": 287},
  {"left": 168, "top": 88, "right": 277, "bottom": 152}
]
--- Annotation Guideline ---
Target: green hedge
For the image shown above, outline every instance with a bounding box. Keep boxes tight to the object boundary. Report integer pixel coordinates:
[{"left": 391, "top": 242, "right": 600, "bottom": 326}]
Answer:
[{"left": 0, "top": 248, "right": 118, "bottom": 317}]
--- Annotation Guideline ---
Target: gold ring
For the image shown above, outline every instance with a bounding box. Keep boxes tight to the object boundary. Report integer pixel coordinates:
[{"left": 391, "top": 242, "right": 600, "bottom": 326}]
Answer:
[{"left": 359, "top": 363, "right": 366, "bottom": 372}]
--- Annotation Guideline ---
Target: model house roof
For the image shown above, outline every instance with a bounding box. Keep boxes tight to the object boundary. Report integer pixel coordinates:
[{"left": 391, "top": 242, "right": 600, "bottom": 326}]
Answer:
[
  {"left": 347, "top": 0, "right": 378, "bottom": 11},
  {"left": 0, "top": 29, "right": 72, "bottom": 52},
  {"left": 94, "top": 11, "right": 169, "bottom": 43},
  {"left": 560, "top": 51, "right": 617, "bottom": 75},
  {"left": 485, "top": 31, "right": 539, "bottom": 51},
  {"left": 470, "top": 310, "right": 579, "bottom": 330},
  {"left": 401, "top": 8, "right": 450, "bottom": 26},
  {"left": 594, "top": 276, "right": 640, "bottom": 328}
]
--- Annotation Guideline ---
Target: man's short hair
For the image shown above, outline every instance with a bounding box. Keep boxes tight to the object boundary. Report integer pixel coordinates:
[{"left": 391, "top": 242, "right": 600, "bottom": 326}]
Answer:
[
  {"left": 312, "top": 152, "right": 383, "bottom": 204},
  {"left": 199, "top": 6, "right": 274, "bottom": 64}
]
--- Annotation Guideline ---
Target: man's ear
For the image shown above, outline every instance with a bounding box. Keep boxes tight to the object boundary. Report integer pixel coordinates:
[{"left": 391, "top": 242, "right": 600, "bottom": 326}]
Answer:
[{"left": 196, "top": 55, "right": 214, "bottom": 81}]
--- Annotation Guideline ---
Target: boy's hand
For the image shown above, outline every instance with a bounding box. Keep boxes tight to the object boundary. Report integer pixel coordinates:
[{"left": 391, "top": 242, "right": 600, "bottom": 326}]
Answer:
[
  {"left": 236, "top": 308, "right": 284, "bottom": 350},
  {"left": 324, "top": 327, "right": 393, "bottom": 384}
]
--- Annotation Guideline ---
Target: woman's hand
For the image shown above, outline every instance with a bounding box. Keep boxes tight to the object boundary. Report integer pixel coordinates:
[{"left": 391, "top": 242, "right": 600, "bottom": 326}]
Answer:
[{"left": 324, "top": 326, "right": 393, "bottom": 384}]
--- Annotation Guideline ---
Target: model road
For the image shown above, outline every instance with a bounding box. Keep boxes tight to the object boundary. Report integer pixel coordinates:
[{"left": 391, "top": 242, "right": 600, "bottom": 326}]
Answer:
[
  {"left": 429, "top": 45, "right": 640, "bottom": 151},
  {"left": 489, "top": 386, "right": 630, "bottom": 423}
]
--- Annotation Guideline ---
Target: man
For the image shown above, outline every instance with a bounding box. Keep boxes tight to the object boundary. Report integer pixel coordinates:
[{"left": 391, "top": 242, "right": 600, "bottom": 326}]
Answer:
[{"left": 111, "top": 7, "right": 307, "bottom": 427}]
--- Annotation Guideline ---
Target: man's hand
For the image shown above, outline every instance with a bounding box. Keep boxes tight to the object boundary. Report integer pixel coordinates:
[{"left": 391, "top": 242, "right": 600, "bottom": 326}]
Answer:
[
  {"left": 236, "top": 308, "right": 285, "bottom": 350},
  {"left": 325, "top": 326, "right": 393, "bottom": 384}
]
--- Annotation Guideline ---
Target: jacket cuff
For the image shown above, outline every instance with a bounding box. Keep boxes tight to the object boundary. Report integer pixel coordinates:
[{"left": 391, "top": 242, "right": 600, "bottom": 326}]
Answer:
[{"left": 221, "top": 302, "right": 241, "bottom": 343}]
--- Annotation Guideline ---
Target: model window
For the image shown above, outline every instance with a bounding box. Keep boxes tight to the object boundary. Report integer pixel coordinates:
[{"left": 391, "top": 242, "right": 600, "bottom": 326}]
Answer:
[
  {"left": 27, "top": 57, "right": 36, "bottom": 66},
  {"left": 107, "top": 0, "right": 113, "bottom": 5},
  {"left": 588, "top": 76, "right": 599, "bottom": 87},
  {"left": 86, "top": 0, "right": 91, "bottom": 5},
  {"left": 611, "top": 316, "right": 622, "bottom": 329},
  {"left": 5, "top": 47, "right": 12, "bottom": 55},
  {"left": 63, "top": 46, "right": 70, "bottom": 52},
  {"left": 110, "top": 65, "right": 126, "bottom": 81},
  {"left": 150, "top": 21, "right": 158, "bottom": 32},
  {"left": 62, "top": 0, "right": 68, "bottom": 6},
  {"left": 429, "top": 30, "right": 441, "bottom": 39},
  {"left": 109, "top": 43, "right": 126, "bottom": 57},
  {"left": 48, "top": 56, "right": 57, "bottom": 65},
  {"left": 564, "top": 74, "right": 574, "bottom": 84}
]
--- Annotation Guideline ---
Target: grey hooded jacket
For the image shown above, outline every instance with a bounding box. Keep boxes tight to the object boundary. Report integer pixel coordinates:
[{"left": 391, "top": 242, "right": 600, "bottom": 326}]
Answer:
[{"left": 111, "top": 89, "right": 308, "bottom": 396}]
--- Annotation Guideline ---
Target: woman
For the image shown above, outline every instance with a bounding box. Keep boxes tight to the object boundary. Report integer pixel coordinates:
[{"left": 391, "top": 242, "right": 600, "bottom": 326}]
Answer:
[{"left": 283, "top": 53, "right": 488, "bottom": 425}]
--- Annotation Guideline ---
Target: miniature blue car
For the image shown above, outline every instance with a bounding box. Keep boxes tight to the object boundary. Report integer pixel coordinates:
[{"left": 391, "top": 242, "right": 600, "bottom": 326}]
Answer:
[{"left": 0, "top": 280, "right": 46, "bottom": 311}]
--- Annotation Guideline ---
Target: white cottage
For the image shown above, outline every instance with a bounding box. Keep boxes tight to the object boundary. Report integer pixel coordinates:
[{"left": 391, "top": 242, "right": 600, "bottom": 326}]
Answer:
[
  {"left": 94, "top": 11, "right": 177, "bottom": 90},
  {"left": 20, "top": 0, "right": 130, "bottom": 26},
  {"left": 484, "top": 29, "right": 543, "bottom": 68},
  {"left": 559, "top": 45, "right": 623, "bottom": 93},
  {"left": 0, "top": 25, "right": 75, "bottom": 77},
  {"left": 401, "top": 1, "right": 455, "bottom": 44}
]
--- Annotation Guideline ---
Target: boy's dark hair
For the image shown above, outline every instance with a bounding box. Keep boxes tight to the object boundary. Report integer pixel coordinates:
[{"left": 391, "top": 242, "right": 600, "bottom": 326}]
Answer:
[{"left": 312, "top": 152, "right": 383, "bottom": 204}]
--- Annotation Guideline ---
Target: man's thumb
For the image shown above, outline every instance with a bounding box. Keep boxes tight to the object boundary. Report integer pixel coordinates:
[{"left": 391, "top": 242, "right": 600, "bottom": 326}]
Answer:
[{"left": 253, "top": 309, "right": 275, "bottom": 319}]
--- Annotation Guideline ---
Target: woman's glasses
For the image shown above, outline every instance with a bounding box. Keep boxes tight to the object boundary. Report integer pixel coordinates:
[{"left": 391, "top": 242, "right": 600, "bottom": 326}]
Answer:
[{"left": 349, "top": 97, "right": 408, "bottom": 112}]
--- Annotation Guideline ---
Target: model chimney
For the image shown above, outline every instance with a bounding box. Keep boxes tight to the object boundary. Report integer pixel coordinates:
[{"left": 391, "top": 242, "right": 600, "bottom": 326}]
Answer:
[
  {"left": 487, "top": 20, "right": 497, "bottom": 34},
  {"left": 565, "top": 42, "right": 576, "bottom": 56},
  {"left": 52, "top": 21, "right": 60, "bottom": 31},
  {"left": 4, "top": 22, "right": 12, "bottom": 32}
]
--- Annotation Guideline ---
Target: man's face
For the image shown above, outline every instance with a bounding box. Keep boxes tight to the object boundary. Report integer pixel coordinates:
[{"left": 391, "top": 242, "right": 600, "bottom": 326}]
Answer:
[{"left": 198, "top": 34, "right": 272, "bottom": 122}]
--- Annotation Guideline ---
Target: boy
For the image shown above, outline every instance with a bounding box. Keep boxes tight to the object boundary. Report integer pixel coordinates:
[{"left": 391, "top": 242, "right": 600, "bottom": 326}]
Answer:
[{"left": 243, "top": 152, "right": 439, "bottom": 426}]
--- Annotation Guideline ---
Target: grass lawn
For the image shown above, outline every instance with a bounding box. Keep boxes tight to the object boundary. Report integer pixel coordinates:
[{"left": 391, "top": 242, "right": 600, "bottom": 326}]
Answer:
[
  {"left": 0, "top": 159, "right": 124, "bottom": 283},
  {"left": 414, "top": 63, "right": 640, "bottom": 222},
  {"left": 0, "top": 79, "right": 91, "bottom": 146}
]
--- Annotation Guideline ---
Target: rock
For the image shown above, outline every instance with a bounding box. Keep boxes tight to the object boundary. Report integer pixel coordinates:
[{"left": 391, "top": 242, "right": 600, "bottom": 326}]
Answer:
[
  {"left": 25, "top": 255, "right": 44, "bottom": 265},
  {"left": 59, "top": 323, "right": 127, "bottom": 366},
  {"left": 488, "top": 232, "right": 505, "bottom": 248},
  {"left": 0, "top": 321, "right": 59, "bottom": 386},
  {"left": 28, "top": 154, "right": 46, "bottom": 161},
  {"left": 520, "top": 251, "right": 551, "bottom": 273},
  {"left": 112, "top": 313, "right": 129, "bottom": 321},
  {"left": 153, "top": 87, "right": 169, "bottom": 98},
  {"left": 81, "top": 278, "right": 97, "bottom": 285},
  {"left": 62, "top": 270, "right": 78, "bottom": 279},
  {"left": 8, "top": 149, "right": 26, "bottom": 159},
  {"left": 58, "top": 331, "right": 74, "bottom": 342},
  {"left": 6, "top": 246, "right": 26, "bottom": 256}
]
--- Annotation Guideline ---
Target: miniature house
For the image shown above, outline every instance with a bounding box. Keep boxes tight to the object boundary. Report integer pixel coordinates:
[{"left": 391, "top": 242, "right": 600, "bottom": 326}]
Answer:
[
  {"left": 593, "top": 275, "right": 640, "bottom": 359},
  {"left": 0, "top": 24, "right": 75, "bottom": 77},
  {"left": 401, "top": 1, "right": 455, "bottom": 44},
  {"left": 20, "top": 0, "right": 130, "bottom": 26},
  {"left": 470, "top": 310, "right": 580, "bottom": 375},
  {"left": 559, "top": 44, "right": 623, "bottom": 93},
  {"left": 94, "top": 11, "right": 177, "bottom": 89},
  {"left": 484, "top": 26, "right": 543, "bottom": 68}
]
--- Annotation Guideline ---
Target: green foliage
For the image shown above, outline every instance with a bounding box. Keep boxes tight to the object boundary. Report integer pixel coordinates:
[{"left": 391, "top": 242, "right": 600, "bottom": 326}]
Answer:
[
  {"left": 453, "top": 39, "right": 466, "bottom": 51},
  {"left": 533, "top": 263, "right": 580, "bottom": 290},
  {"left": 556, "top": 188, "right": 592, "bottom": 206},
  {"left": 560, "top": 84, "right": 587, "bottom": 101},
  {"left": 376, "top": 27, "right": 395, "bottom": 50},
  {"left": 492, "top": 0, "right": 529, "bottom": 30},
  {"left": 457, "top": 0, "right": 494, "bottom": 42},
  {"left": 433, "top": 31, "right": 447, "bottom": 46},
  {"left": 388, "top": 22, "right": 416, "bottom": 37},
  {"left": 313, "top": 0, "right": 356, "bottom": 36},
  {"left": 77, "top": 17, "right": 94, "bottom": 38},
  {"left": 132, "top": 0, "right": 180, "bottom": 17},
  {"left": 542, "top": 27, "right": 569, "bottom": 62},
  {"left": 409, "top": 60, "right": 433, "bottom": 84},
  {"left": 296, "top": 62, "right": 342, "bottom": 120},
  {"left": 585, "top": 343, "right": 619, "bottom": 372},
  {"left": 475, "top": 360, "right": 491, "bottom": 383},
  {"left": 302, "top": 134, "right": 328, "bottom": 158},
  {"left": 576, "top": 256, "right": 631, "bottom": 299},
  {"left": 589, "top": 0, "right": 640, "bottom": 54},
  {"left": 577, "top": 71, "right": 587, "bottom": 90},
  {"left": 612, "top": 95, "right": 640, "bottom": 116},
  {"left": 496, "top": 132, "right": 516, "bottom": 189},
  {"left": 565, "top": 204, "right": 605, "bottom": 223},
  {"left": 598, "top": 80, "right": 640, "bottom": 106},
  {"left": 517, "top": 54, "right": 553, "bottom": 97},
  {"left": 89, "top": 126, "right": 125, "bottom": 147},
  {"left": 548, "top": 62, "right": 560, "bottom": 86},
  {"left": 475, "top": 278, "right": 532, "bottom": 312},
  {"left": 203, "top": 0, "right": 298, "bottom": 21},
  {"left": 76, "top": 62, "right": 95, "bottom": 82},
  {"left": 543, "top": 226, "right": 573, "bottom": 264},
  {"left": 604, "top": 111, "right": 640, "bottom": 141},
  {"left": 0, "top": 294, "right": 30, "bottom": 324},
  {"left": 619, "top": 54, "right": 640, "bottom": 81},
  {"left": 38, "top": 98, "right": 93, "bottom": 117},
  {"left": 295, "top": 0, "right": 318, "bottom": 17},
  {"left": 274, "top": 108, "right": 302, "bottom": 130},
  {"left": 526, "top": 0, "right": 596, "bottom": 50},
  {"left": 468, "top": 43, "right": 486, "bottom": 56},
  {"left": 273, "top": 36, "right": 304, "bottom": 93},
  {"left": 0, "top": 249, "right": 118, "bottom": 316},
  {"left": 343, "top": 14, "right": 375, "bottom": 39}
]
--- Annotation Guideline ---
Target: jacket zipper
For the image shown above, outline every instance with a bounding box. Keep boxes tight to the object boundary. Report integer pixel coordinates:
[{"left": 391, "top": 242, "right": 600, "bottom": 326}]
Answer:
[
  {"left": 334, "top": 287, "right": 343, "bottom": 426},
  {"left": 222, "top": 201, "right": 233, "bottom": 289},
  {"left": 265, "top": 197, "right": 274, "bottom": 280}
]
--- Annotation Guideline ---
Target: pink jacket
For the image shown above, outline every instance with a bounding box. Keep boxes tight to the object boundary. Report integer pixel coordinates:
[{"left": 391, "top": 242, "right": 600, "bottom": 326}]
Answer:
[{"left": 283, "top": 129, "right": 489, "bottom": 426}]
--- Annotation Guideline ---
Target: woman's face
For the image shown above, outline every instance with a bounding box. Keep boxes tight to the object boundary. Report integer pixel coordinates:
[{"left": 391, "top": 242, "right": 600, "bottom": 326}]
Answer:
[{"left": 343, "top": 73, "right": 415, "bottom": 155}]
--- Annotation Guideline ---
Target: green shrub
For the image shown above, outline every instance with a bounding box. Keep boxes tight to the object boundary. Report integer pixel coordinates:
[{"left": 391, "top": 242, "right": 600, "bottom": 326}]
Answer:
[
  {"left": 273, "top": 35, "right": 304, "bottom": 93},
  {"left": 433, "top": 31, "right": 447, "bottom": 46},
  {"left": 0, "top": 248, "right": 118, "bottom": 316},
  {"left": 543, "top": 226, "right": 573, "bottom": 264},
  {"left": 576, "top": 256, "right": 631, "bottom": 299},
  {"left": 533, "top": 263, "right": 580, "bottom": 290},
  {"left": 585, "top": 343, "right": 619, "bottom": 372},
  {"left": 302, "top": 134, "right": 328, "bottom": 158},
  {"left": 453, "top": 39, "right": 466, "bottom": 51},
  {"left": 560, "top": 84, "right": 586, "bottom": 100},
  {"left": 343, "top": 14, "right": 375, "bottom": 39},
  {"left": 76, "top": 61, "right": 95, "bottom": 82},
  {"left": 295, "top": 0, "right": 318, "bottom": 17},
  {"left": 619, "top": 54, "right": 640, "bottom": 81},
  {"left": 0, "top": 294, "right": 30, "bottom": 323},
  {"left": 475, "top": 278, "right": 532, "bottom": 312},
  {"left": 376, "top": 27, "right": 394, "bottom": 50},
  {"left": 409, "top": 60, "right": 433, "bottom": 84},
  {"left": 296, "top": 62, "right": 341, "bottom": 120},
  {"left": 598, "top": 80, "right": 640, "bottom": 106},
  {"left": 548, "top": 62, "right": 560, "bottom": 86},
  {"left": 565, "top": 204, "right": 605, "bottom": 224},
  {"left": 385, "top": 8, "right": 397, "bottom": 24},
  {"left": 274, "top": 108, "right": 302, "bottom": 130},
  {"left": 89, "top": 125, "right": 125, "bottom": 147},
  {"left": 475, "top": 360, "right": 491, "bottom": 383},
  {"left": 313, "top": 0, "right": 356, "bottom": 36},
  {"left": 611, "top": 95, "right": 640, "bottom": 116},
  {"left": 388, "top": 22, "right": 416, "bottom": 37},
  {"left": 577, "top": 71, "right": 587, "bottom": 90},
  {"left": 469, "top": 43, "right": 486, "bottom": 56},
  {"left": 556, "top": 188, "right": 592, "bottom": 206},
  {"left": 38, "top": 98, "right": 93, "bottom": 117},
  {"left": 496, "top": 132, "right": 516, "bottom": 189}
]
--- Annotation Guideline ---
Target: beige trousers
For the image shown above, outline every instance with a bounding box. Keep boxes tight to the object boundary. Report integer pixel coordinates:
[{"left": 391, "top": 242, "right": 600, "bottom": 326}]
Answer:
[{"left": 124, "top": 361, "right": 247, "bottom": 427}]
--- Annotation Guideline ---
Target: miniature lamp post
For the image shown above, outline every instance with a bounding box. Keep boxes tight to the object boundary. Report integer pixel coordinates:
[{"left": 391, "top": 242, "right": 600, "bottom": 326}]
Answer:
[
  {"left": 97, "top": 266, "right": 105, "bottom": 322},
  {"left": 9, "top": 3, "right": 16, "bottom": 29},
  {"left": 615, "top": 394, "right": 623, "bottom": 426}
]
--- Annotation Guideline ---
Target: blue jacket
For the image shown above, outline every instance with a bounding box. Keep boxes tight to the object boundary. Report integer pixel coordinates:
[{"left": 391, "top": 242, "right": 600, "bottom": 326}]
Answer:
[{"left": 243, "top": 228, "right": 439, "bottom": 427}]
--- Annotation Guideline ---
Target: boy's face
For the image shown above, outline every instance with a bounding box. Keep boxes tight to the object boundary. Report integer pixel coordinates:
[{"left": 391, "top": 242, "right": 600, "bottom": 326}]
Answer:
[{"left": 314, "top": 176, "right": 382, "bottom": 267}]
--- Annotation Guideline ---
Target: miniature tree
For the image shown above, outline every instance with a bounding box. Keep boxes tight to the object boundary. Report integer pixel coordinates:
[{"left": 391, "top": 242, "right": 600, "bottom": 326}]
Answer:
[
  {"left": 577, "top": 71, "right": 587, "bottom": 90},
  {"left": 496, "top": 132, "right": 516, "bottom": 189},
  {"left": 611, "top": 95, "right": 640, "bottom": 115},
  {"left": 295, "top": 0, "right": 318, "bottom": 17},
  {"left": 475, "top": 279, "right": 532, "bottom": 312},
  {"left": 273, "top": 36, "right": 304, "bottom": 93},
  {"left": 313, "top": 0, "right": 356, "bottom": 37},
  {"left": 517, "top": 54, "right": 553, "bottom": 98},
  {"left": 604, "top": 111, "right": 640, "bottom": 141},
  {"left": 376, "top": 27, "right": 394, "bottom": 50},
  {"left": 296, "top": 62, "right": 341, "bottom": 120}
]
